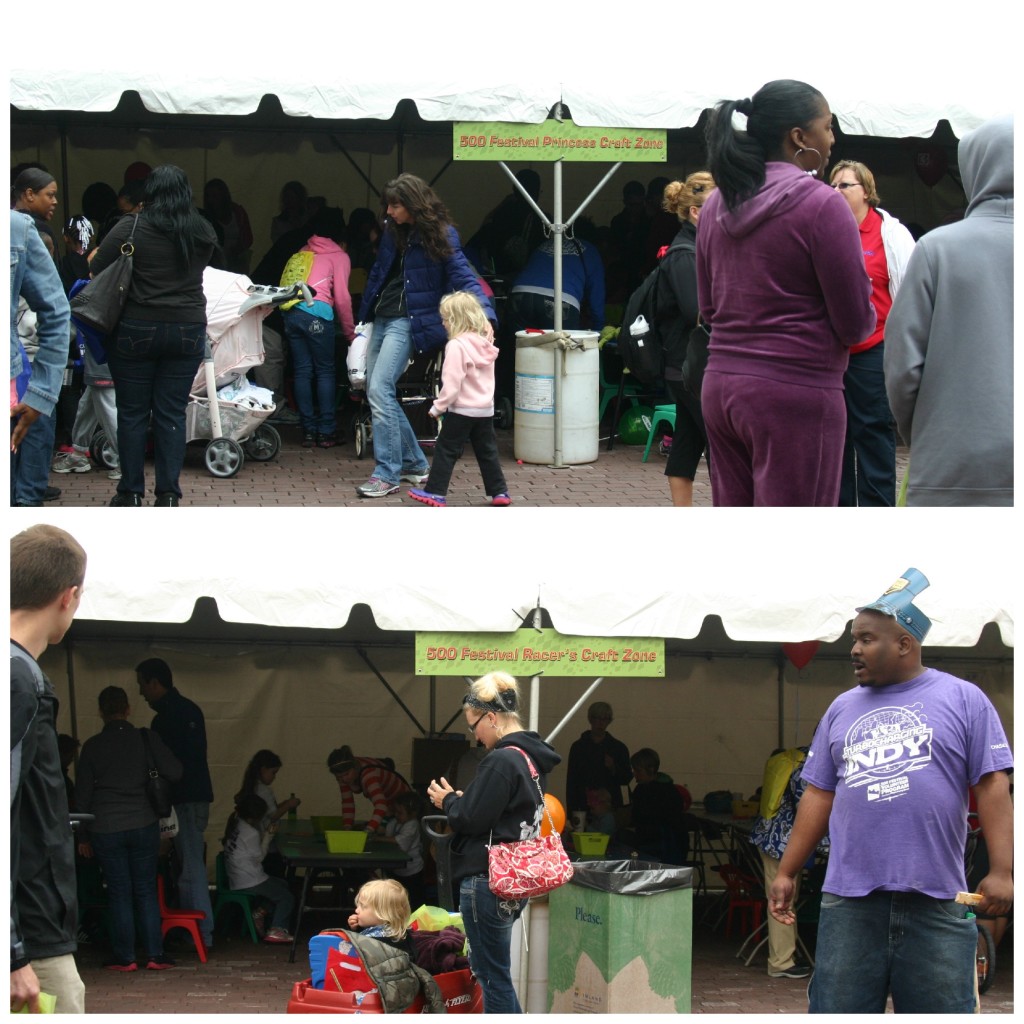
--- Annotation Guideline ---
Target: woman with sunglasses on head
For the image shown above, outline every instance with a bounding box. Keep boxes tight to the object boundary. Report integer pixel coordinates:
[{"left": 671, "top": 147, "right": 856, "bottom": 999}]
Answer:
[
  {"left": 696, "top": 80, "right": 876, "bottom": 506},
  {"left": 828, "top": 161, "right": 916, "bottom": 506},
  {"left": 426, "top": 672, "right": 561, "bottom": 1014}
]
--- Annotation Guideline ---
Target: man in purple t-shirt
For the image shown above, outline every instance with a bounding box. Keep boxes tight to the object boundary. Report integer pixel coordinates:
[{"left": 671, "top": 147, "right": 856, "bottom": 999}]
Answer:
[{"left": 768, "top": 569, "right": 1013, "bottom": 1013}]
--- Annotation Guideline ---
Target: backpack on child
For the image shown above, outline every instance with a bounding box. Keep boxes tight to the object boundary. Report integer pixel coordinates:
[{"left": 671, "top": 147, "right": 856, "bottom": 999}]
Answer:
[
  {"left": 616, "top": 242, "right": 689, "bottom": 386},
  {"left": 278, "top": 250, "right": 316, "bottom": 310}
]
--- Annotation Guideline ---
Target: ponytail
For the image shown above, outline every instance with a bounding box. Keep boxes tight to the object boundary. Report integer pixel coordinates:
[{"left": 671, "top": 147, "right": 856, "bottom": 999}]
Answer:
[{"left": 705, "top": 80, "right": 827, "bottom": 213}]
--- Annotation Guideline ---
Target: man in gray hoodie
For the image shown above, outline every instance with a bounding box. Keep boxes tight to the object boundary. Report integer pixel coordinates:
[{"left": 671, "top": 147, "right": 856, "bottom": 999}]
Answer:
[{"left": 884, "top": 115, "right": 1013, "bottom": 506}]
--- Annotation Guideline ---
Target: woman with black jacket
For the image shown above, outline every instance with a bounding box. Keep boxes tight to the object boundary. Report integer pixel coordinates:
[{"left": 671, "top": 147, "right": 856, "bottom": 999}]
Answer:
[
  {"left": 89, "top": 164, "right": 218, "bottom": 506},
  {"left": 427, "top": 672, "right": 561, "bottom": 1014},
  {"left": 655, "top": 173, "right": 716, "bottom": 506}
]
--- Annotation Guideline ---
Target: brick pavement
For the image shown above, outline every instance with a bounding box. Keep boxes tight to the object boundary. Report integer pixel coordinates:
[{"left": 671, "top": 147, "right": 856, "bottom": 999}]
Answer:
[
  {"left": 42, "top": 414, "right": 910, "bottom": 508},
  {"left": 74, "top": 898, "right": 1012, "bottom": 1014}
]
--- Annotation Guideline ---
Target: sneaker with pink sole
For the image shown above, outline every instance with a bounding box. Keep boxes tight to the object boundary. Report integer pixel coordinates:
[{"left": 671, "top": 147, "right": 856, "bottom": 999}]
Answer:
[{"left": 408, "top": 488, "right": 446, "bottom": 507}]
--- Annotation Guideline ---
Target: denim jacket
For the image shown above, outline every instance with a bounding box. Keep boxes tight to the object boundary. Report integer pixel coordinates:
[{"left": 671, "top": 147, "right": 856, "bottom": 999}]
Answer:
[{"left": 10, "top": 211, "right": 69, "bottom": 416}]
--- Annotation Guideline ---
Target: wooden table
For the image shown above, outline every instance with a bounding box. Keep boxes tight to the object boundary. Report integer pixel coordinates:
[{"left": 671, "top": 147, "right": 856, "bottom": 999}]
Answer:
[{"left": 274, "top": 819, "right": 409, "bottom": 963}]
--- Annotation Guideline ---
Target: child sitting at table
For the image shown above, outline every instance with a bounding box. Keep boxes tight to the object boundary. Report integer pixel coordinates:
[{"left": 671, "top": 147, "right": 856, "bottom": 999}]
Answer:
[
  {"left": 625, "top": 747, "right": 689, "bottom": 864},
  {"left": 222, "top": 793, "right": 295, "bottom": 943},
  {"left": 347, "top": 879, "right": 415, "bottom": 957},
  {"left": 378, "top": 791, "right": 425, "bottom": 910},
  {"left": 586, "top": 788, "right": 618, "bottom": 835}
]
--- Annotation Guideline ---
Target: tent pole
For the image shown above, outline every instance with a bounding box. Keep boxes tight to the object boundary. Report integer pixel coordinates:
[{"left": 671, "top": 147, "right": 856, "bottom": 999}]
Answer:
[
  {"left": 498, "top": 162, "right": 553, "bottom": 231},
  {"left": 64, "top": 638, "right": 79, "bottom": 745},
  {"left": 551, "top": 158, "right": 564, "bottom": 468},
  {"left": 328, "top": 136, "right": 380, "bottom": 198},
  {"left": 564, "top": 162, "right": 623, "bottom": 228},
  {"left": 517, "top": 671, "right": 545, "bottom": 1009},
  {"left": 354, "top": 647, "right": 425, "bottom": 734},
  {"left": 544, "top": 677, "right": 605, "bottom": 745},
  {"left": 776, "top": 656, "right": 785, "bottom": 751}
]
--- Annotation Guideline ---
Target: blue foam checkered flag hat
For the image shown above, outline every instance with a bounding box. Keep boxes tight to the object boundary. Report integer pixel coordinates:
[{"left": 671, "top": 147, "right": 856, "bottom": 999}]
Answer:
[{"left": 856, "top": 568, "right": 932, "bottom": 641}]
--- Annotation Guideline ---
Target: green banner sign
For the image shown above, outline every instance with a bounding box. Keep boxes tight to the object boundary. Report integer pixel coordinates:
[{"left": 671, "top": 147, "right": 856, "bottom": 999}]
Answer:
[
  {"left": 415, "top": 628, "right": 665, "bottom": 677},
  {"left": 453, "top": 120, "right": 667, "bottom": 162}
]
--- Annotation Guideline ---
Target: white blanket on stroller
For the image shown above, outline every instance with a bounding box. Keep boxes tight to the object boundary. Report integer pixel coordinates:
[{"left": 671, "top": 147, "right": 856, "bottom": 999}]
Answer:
[{"left": 216, "top": 375, "right": 275, "bottom": 411}]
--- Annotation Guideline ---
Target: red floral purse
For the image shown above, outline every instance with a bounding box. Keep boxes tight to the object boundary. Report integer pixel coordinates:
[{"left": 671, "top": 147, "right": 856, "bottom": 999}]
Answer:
[{"left": 487, "top": 747, "right": 574, "bottom": 899}]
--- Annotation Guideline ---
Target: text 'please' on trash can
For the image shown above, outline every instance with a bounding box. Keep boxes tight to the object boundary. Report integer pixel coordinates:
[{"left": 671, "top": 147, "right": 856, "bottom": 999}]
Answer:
[{"left": 547, "top": 859, "right": 693, "bottom": 1013}]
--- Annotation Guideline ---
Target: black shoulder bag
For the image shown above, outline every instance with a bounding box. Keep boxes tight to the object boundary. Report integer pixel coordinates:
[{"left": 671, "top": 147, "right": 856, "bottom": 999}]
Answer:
[
  {"left": 141, "top": 728, "right": 174, "bottom": 819},
  {"left": 69, "top": 214, "right": 138, "bottom": 334}
]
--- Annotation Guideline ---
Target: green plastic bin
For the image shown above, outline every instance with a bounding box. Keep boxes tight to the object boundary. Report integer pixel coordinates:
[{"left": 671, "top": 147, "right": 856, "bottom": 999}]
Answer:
[{"left": 548, "top": 859, "right": 693, "bottom": 1013}]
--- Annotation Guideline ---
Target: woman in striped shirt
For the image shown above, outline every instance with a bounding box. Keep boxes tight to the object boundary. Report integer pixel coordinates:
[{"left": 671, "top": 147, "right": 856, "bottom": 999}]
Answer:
[{"left": 326, "top": 746, "right": 411, "bottom": 834}]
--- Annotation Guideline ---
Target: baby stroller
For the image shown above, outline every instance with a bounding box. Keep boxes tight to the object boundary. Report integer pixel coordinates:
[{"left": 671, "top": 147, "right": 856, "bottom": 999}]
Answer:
[
  {"left": 186, "top": 268, "right": 311, "bottom": 478},
  {"left": 349, "top": 343, "right": 445, "bottom": 461}
]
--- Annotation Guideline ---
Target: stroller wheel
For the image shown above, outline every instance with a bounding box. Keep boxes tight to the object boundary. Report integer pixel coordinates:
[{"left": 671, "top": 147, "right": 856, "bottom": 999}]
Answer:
[
  {"left": 244, "top": 423, "right": 281, "bottom": 462},
  {"left": 495, "top": 396, "right": 513, "bottom": 430},
  {"left": 354, "top": 420, "right": 371, "bottom": 459},
  {"left": 204, "top": 437, "right": 245, "bottom": 478},
  {"left": 89, "top": 430, "right": 119, "bottom": 470}
]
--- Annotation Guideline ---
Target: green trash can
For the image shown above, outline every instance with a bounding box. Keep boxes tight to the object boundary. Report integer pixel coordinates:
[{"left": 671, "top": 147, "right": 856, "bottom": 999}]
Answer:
[{"left": 548, "top": 859, "right": 692, "bottom": 1013}]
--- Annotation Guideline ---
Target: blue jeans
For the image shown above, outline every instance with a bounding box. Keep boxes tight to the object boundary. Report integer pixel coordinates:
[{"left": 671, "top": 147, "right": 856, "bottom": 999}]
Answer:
[
  {"left": 365, "top": 316, "right": 429, "bottom": 484},
  {"left": 238, "top": 875, "right": 295, "bottom": 930},
  {"left": 107, "top": 317, "right": 205, "bottom": 499},
  {"left": 283, "top": 308, "right": 337, "bottom": 435},
  {"left": 91, "top": 823, "right": 163, "bottom": 963},
  {"left": 172, "top": 801, "right": 215, "bottom": 945},
  {"left": 839, "top": 341, "right": 896, "bottom": 506},
  {"left": 809, "top": 890, "right": 977, "bottom": 1013},
  {"left": 458, "top": 874, "right": 526, "bottom": 1013},
  {"left": 11, "top": 406, "right": 57, "bottom": 505}
]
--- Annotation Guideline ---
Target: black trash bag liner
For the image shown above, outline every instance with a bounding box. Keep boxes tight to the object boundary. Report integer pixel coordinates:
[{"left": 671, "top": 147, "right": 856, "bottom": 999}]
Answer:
[{"left": 569, "top": 859, "right": 692, "bottom": 896}]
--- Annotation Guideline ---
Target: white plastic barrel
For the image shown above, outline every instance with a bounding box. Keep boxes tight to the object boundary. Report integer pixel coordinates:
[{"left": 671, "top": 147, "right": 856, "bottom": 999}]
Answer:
[{"left": 514, "top": 330, "right": 599, "bottom": 465}]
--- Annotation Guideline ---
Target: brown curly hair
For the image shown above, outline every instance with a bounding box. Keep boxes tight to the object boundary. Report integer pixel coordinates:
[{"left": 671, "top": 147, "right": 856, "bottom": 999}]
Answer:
[{"left": 380, "top": 173, "right": 456, "bottom": 263}]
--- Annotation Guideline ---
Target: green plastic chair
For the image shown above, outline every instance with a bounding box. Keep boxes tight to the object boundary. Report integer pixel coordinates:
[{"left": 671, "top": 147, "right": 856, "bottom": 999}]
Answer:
[
  {"left": 642, "top": 404, "right": 677, "bottom": 462},
  {"left": 213, "top": 852, "right": 259, "bottom": 943}
]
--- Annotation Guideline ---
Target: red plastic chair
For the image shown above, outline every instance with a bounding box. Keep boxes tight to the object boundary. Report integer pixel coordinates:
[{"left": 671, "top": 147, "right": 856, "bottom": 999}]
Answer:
[
  {"left": 157, "top": 874, "right": 208, "bottom": 963},
  {"left": 711, "top": 864, "right": 764, "bottom": 939}
]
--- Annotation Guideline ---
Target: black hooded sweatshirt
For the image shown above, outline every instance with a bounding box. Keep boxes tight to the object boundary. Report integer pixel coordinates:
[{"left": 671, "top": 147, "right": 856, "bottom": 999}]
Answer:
[{"left": 442, "top": 730, "right": 561, "bottom": 885}]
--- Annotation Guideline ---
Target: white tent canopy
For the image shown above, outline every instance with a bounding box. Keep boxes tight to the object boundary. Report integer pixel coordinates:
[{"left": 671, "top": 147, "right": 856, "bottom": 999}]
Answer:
[
  {"left": 9, "top": 3, "right": 1014, "bottom": 138},
  {"left": 10, "top": 510, "right": 1014, "bottom": 648}
]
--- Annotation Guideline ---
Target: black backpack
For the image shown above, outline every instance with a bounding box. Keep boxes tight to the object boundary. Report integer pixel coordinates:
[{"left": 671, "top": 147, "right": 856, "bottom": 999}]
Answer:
[{"left": 617, "top": 243, "right": 688, "bottom": 385}]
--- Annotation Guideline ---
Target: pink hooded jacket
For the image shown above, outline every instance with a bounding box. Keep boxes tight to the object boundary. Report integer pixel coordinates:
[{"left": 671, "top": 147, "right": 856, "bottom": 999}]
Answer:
[
  {"left": 302, "top": 235, "right": 355, "bottom": 341},
  {"left": 430, "top": 327, "right": 498, "bottom": 418}
]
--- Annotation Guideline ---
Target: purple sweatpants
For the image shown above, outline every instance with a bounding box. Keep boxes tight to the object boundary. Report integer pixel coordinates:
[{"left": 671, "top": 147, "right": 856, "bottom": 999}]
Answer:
[{"left": 702, "top": 370, "right": 846, "bottom": 506}]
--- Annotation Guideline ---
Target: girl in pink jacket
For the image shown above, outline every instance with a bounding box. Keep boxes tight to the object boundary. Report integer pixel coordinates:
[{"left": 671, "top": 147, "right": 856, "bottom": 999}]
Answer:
[
  {"left": 407, "top": 291, "right": 510, "bottom": 507},
  {"left": 280, "top": 209, "right": 355, "bottom": 448}
]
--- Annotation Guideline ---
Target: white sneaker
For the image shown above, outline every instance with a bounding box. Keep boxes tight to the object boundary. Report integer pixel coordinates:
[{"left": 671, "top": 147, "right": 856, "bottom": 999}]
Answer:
[
  {"left": 52, "top": 451, "right": 92, "bottom": 474},
  {"left": 107, "top": 466, "right": 122, "bottom": 480},
  {"left": 356, "top": 477, "right": 400, "bottom": 498},
  {"left": 400, "top": 470, "right": 430, "bottom": 485}
]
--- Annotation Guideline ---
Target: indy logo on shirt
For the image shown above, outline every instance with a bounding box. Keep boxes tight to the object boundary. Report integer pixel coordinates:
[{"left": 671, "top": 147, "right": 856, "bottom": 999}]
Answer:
[{"left": 842, "top": 703, "right": 932, "bottom": 800}]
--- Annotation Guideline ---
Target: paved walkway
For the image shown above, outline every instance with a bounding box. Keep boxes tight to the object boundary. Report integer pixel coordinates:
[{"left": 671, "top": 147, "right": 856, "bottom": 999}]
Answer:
[
  {"left": 73, "top": 895, "right": 1012, "bottom": 1014},
  {"left": 43, "top": 412, "right": 910, "bottom": 508}
]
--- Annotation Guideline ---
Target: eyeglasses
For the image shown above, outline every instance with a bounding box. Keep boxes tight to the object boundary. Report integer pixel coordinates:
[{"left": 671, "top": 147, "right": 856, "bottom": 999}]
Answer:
[
  {"left": 833, "top": 182, "right": 861, "bottom": 190},
  {"left": 468, "top": 714, "right": 488, "bottom": 735}
]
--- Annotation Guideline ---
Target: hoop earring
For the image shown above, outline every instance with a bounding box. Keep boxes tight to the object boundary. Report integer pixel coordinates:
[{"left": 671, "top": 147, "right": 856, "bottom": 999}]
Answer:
[{"left": 794, "top": 146, "right": 822, "bottom": 177}]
